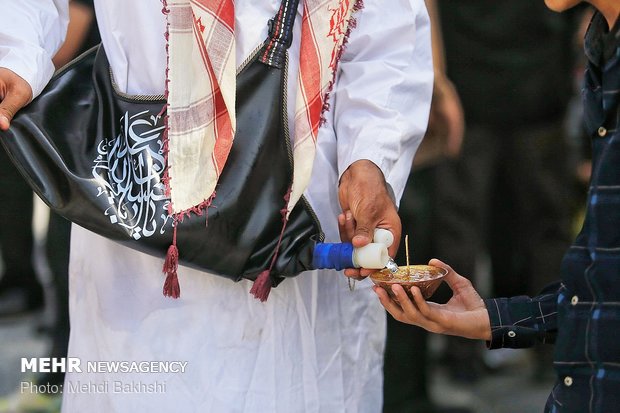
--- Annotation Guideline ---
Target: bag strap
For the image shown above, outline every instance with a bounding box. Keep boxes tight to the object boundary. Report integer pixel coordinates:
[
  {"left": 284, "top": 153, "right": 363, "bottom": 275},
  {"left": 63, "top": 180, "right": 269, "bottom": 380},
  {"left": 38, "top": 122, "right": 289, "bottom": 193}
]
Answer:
[{"left": 259, "top": 0, "right": 301, "bottom": 68}]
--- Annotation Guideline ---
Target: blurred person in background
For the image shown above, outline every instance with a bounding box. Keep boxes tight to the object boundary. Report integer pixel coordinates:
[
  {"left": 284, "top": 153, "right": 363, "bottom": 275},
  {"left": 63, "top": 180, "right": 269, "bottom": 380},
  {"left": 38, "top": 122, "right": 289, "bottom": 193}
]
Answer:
[
  {"left": 384, "top": 1, "right": 583, "bottom": 411},
  {"left": 376, "top": 0, "right": 620, "bottom": 410},
  {"left": 0, "top": 152, "right": 41, "bottom": 316},
  {"left": 0, "top": 1, "right": 99, "bottom": 412},
  {"left": 431, "top": 0, "right": 579, "bottom": 382},
  {"left": 382, "top": 1, "right": 469, "bottom": 412}
]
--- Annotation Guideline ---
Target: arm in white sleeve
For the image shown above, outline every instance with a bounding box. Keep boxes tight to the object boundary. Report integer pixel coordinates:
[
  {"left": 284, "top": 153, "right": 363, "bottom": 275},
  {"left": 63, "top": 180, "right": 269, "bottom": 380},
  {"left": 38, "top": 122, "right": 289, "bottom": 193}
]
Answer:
[
  {"left": 333, "top": 0, "right": 433, "bottom": 205},
  {"left": 0, "top": 0, "right": 69, "bottom": 98}
]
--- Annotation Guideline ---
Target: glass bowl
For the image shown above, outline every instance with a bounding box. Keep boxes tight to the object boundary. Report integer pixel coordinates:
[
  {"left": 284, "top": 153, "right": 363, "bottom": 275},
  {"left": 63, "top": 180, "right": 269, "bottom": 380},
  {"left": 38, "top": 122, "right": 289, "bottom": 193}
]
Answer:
[{"left": 370, "top": 265, "right": 447, "bottom": 299}]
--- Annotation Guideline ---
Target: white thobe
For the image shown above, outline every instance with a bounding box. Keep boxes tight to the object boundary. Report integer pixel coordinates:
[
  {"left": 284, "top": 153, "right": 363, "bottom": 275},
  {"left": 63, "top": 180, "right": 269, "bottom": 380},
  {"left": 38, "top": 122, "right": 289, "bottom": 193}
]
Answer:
[{"left": 0, "top": 1, "right": 432, "bottom": 412}]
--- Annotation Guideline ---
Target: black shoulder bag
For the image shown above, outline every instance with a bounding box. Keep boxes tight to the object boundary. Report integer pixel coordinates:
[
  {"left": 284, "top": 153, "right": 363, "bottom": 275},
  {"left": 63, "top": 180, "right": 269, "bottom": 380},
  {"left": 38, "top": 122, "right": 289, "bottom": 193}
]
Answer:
[{"left": 0, "top": 0, "right": 323, "bottom": 300}]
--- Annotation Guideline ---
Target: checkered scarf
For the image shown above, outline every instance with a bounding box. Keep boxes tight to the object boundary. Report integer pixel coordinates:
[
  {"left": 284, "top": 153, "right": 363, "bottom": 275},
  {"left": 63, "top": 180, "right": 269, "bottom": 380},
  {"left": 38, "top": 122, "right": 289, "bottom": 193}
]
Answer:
[{"left": 162, "top": 0, "right": 362, "bottom": 216}]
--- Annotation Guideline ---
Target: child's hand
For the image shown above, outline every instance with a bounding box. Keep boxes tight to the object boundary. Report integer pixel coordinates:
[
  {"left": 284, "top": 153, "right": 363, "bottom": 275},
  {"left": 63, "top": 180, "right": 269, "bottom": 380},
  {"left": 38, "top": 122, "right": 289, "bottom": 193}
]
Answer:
[{"left": 374, "top": 258, "right": 492, "bottom": 341}]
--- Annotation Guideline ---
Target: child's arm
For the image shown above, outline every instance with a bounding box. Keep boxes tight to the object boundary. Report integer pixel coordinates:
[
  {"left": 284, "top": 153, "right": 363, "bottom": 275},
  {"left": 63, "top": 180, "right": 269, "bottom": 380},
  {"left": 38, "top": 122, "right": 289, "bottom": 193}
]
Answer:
[
  {"left": 375, "top": 258, "right": 560, "bottom": 347},
  {"left": 374, "top": 258, "right": 491, "bottom": 340}
]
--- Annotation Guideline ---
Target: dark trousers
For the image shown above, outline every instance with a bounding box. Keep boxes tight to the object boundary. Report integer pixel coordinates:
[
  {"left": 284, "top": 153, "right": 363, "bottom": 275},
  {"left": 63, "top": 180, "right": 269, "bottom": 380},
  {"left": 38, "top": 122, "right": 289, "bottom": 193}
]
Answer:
[
  {"left": 383, "top": 166, "right": 436, "bottom": 412},
  {"left": 0, "top": 147, "right": 71, "bottom": 385},
  {"left": 38, "top": 212, "right": 71, "bottom": 386},
  {"left": 434, "top": 122, "right": 573, "bottom": 297},
  {"left": 0, "top": 147, "right": 35, "bottom": 284}
]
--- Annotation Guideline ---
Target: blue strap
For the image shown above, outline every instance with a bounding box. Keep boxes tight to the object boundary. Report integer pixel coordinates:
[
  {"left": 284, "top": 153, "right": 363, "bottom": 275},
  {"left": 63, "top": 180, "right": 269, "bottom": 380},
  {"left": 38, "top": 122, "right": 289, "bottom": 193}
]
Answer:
[{"left": 312, "top": 242, "right": 355, "bottom": 271}]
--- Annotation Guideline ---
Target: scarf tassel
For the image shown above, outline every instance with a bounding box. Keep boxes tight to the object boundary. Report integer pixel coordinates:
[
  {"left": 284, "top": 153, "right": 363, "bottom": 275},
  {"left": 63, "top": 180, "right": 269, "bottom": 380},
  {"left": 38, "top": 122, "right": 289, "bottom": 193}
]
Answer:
[
  {"left": 162, "top": 223, "right": 181, "bottom": 298},
  {"left": 249, "top": 270, "right": 272, "bottom": 302},
  {"left": 250, "top": 189, "right": 292, "bottom": 302}
]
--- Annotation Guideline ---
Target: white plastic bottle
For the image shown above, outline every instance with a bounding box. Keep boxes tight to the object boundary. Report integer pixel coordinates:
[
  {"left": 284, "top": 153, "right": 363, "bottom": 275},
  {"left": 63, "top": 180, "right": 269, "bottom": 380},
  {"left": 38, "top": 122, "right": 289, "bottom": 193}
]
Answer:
[{"left": 351, "top": 228, "right": 394, "bottom": 269}]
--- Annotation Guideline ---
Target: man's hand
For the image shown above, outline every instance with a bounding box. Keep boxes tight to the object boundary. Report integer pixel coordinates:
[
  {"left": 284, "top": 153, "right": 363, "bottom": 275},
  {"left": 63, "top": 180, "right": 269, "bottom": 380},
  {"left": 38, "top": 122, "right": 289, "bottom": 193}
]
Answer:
[
  {"left": 338, "top": 159, "right": 401, "bottom": 279},
  {"left": 0, "top": 68, "right": 32, "bottom": 131},
  {"left": 374, "top": 258, "right": 492, "bottom": 341}
]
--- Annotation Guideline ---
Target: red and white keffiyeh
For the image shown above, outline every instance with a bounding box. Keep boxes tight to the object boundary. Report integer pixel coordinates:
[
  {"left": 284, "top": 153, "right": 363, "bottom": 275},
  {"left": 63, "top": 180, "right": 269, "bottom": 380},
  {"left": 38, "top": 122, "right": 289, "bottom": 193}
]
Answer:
[
  {"left": 160, "top": 0, "right": 362, "bottom": 299},
  {"left": 163, "top": 0, "right": 362, "bottom": 216}
]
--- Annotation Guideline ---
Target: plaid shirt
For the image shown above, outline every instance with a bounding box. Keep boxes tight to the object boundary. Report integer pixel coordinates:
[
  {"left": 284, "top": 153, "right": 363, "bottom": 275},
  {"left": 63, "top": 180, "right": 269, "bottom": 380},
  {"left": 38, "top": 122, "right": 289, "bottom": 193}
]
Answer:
[{"left": 484, "top": 12, "right": 620, "bottom": 413}]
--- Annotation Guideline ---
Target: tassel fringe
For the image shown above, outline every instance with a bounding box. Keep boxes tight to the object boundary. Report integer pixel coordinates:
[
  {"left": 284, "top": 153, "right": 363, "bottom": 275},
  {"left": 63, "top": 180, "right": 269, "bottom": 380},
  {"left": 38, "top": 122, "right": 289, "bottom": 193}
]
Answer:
[
  {"left": 162, "top": 223, "right": 181, "bottom": 298},
  {"left": 250, "top": 188, "right": 292, "bottom": 302},
  {"left": 163, "top": 243, "right": 180, "bottom": 298},
  {"left": 249, "top": 270, "right": 272, "bottom": 302}
]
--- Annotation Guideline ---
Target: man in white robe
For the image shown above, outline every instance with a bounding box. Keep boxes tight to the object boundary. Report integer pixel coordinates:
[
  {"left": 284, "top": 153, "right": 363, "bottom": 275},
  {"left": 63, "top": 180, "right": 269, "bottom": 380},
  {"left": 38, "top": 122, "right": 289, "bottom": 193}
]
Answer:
[{"left": 0, "top": 0, "right": 432, "bottom": 411}]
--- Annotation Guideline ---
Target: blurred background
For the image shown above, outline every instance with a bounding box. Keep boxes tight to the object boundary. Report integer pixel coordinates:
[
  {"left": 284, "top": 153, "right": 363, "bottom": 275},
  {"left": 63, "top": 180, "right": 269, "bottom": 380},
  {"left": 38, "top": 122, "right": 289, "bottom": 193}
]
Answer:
[{"left": 0, "top": 1, "right": 596, "bottom": 412}]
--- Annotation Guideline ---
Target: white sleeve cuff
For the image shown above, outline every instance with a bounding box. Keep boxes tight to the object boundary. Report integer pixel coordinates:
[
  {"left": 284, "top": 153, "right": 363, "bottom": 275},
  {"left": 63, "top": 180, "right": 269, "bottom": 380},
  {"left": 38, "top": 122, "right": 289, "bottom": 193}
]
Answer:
[{"left": 0, "top": 44, "right": 56, "bottom": 99}]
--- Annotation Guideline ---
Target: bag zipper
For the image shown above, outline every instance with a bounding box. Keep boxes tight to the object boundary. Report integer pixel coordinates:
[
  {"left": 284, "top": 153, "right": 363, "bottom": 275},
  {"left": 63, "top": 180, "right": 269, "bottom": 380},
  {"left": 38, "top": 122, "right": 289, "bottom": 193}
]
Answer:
[{"left": 282, "top": 51, "right": 324, "bottom": 242}]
